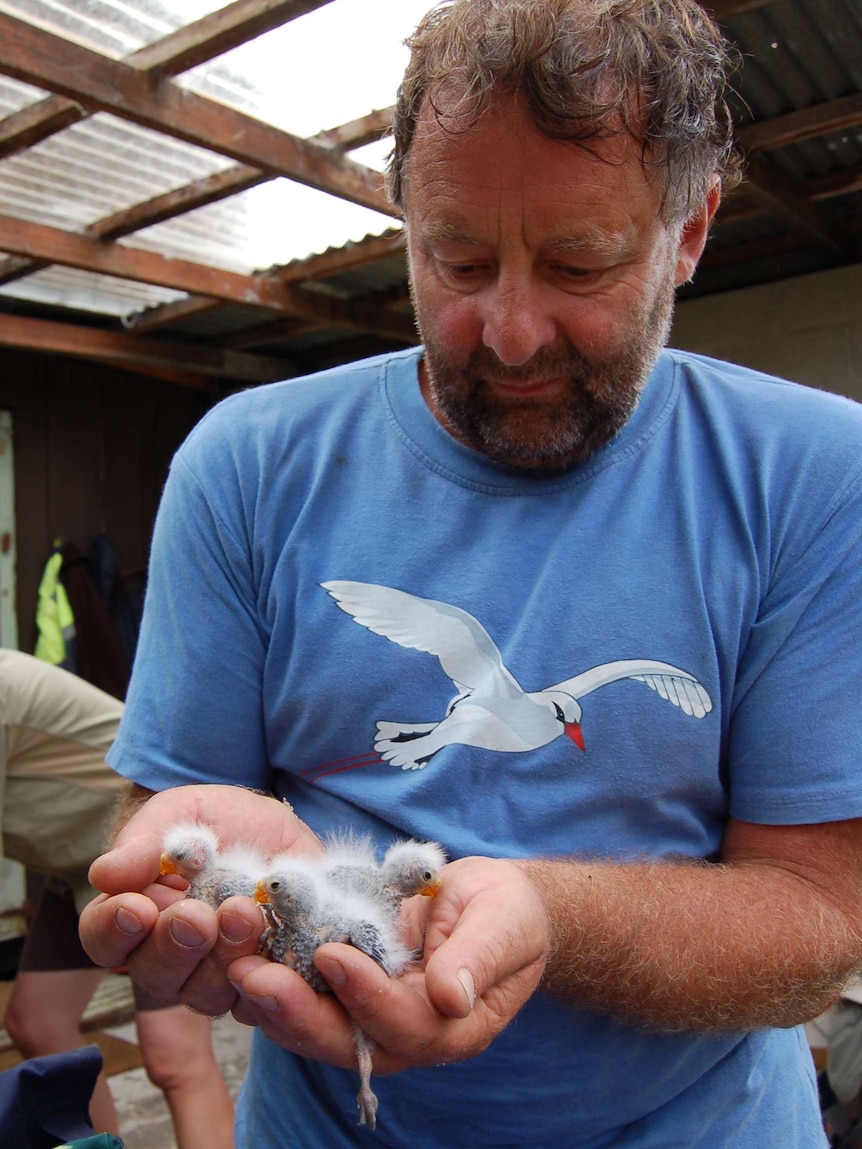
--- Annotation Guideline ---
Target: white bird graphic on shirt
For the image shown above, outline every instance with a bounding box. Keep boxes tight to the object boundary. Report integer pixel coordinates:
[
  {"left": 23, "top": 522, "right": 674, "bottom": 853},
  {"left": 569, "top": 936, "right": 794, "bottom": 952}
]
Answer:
[{"left": 322, "top": 580, "right": 712, "bottom": 771}]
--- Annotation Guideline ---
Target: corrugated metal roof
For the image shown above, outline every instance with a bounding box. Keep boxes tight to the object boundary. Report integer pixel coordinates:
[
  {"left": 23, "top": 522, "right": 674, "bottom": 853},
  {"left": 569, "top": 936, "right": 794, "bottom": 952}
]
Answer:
[
  {"left": 0, "top": 0, "right": 857, "bottom": 382},
  {"left": 0, "top": 0, "right": 424, "bottom": 317}
]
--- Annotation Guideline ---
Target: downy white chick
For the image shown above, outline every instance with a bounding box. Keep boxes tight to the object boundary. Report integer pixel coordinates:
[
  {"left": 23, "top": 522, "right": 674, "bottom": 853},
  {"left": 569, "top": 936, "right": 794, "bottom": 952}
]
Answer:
[
  {"left": 322, "top": 831, "right": 446, "bottom": 908},
  {"left": 159, "top": 821, "right": 265, "bottom": 906},
  {"left": 255, "top": 858, "right": 414, "bottom": 1130}
]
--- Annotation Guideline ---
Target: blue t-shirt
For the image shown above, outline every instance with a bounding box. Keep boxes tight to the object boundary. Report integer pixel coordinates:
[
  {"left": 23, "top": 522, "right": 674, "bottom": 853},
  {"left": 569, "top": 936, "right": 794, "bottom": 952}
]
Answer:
[{"left": 111, "top": 347, "right": 862, "bottom": 1146}]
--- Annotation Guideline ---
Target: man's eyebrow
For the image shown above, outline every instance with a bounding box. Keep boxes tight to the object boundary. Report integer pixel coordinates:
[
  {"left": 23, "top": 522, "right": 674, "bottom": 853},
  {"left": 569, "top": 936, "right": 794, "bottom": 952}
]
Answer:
[
  {"left": 545, "top": 232, "right": 627, "bottom": 259},
  {"left": 414, "top": 220, "right": 630, "bottom": 259},
  {"left": 414, "top": 219, "right": 484, "bottom": 245}
]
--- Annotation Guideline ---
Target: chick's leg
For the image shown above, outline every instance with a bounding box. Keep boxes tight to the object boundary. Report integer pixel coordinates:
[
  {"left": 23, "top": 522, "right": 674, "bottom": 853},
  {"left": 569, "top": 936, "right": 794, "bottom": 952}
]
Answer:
[{"left": 351, "top": 1023, "right": 378, "bottom": 1130}]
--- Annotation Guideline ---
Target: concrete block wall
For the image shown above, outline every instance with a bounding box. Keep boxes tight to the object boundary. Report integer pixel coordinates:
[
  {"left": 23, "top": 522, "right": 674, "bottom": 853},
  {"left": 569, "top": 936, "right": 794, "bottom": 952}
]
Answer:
[{"left": 671, "top": 263, "right": 862, "bottom": 404}]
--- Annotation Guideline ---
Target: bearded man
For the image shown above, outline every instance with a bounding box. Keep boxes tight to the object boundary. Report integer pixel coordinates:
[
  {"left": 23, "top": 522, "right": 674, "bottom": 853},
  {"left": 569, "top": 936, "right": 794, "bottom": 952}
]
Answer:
[{"left": 81, "top": 3, "right": 862, "bottom": 1146}]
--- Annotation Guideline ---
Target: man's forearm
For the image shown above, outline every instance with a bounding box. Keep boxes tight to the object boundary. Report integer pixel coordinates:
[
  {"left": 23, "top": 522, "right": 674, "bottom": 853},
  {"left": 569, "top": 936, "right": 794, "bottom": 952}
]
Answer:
[{"left": 522, "top": 851, "right": 862, "bottom": 1033}]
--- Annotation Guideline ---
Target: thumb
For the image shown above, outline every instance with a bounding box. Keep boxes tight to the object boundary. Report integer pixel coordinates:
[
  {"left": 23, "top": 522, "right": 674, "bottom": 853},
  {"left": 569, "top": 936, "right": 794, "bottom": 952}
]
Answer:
[{"left": 421, "top": 857, "right": 549, "bottom": 1020}]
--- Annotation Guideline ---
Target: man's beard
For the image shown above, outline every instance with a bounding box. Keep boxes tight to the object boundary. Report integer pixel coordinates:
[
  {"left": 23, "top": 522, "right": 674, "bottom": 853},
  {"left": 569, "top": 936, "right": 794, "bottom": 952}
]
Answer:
[{"left": 420, "top": 276, "right": 676, "bottom": 473}]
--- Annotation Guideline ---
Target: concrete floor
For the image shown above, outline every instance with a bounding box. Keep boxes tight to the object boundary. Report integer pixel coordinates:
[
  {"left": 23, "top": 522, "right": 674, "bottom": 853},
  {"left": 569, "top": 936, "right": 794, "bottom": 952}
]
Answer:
[{"left": 105, "top": 1011, "right": 253, "bottom": 1149}]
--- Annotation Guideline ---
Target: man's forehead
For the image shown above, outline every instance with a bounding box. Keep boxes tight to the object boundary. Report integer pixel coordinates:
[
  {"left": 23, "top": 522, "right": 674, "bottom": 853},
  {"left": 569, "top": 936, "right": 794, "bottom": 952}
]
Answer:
[{"left": 404, "top": 89, "right": 671, "bottom": 219}]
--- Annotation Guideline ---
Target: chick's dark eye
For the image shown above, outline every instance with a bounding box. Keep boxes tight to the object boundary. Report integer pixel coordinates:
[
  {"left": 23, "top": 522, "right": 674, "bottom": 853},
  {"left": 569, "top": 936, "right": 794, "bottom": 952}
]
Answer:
[
  {"left": 270, "top": 881, "right": 281, "bottom": 892},
  {"left": 422, "top": 870, "right": 433, "bottom": 882}
]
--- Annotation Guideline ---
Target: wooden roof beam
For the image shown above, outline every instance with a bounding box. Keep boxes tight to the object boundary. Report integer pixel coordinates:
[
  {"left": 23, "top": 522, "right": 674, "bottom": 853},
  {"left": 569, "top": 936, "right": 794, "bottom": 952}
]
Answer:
[
  {"left": 89, "top": 165, "right": 269, "bottom": 242},
  {"left": 272, "top": 230, "right": 406, "bottom": 282},
  {"left": 0, "top": 255, "right": 50, "bottom": 285},
  {"left": 314, "top": 107, "right": 394, "bottom": 153},
  {"left": 0, "top": 0, "right": 334, "bottom": 159},
  {"left": 738, "top": 93, "right": 862, "bottom": 153},
  {"left": 138, "top": 0, "right": 335, "bottom": 78},
  {"left": 121, "top": 295, "right": 226, "bottom": 334},
  {"left": 742, "top": 154, "right": 848, "bottom": 252},
  {"left": 89, "top": 112, "right": 397, "bottom": 244},
  {"left": 0, "top": 13, "right": 392, "bottom": 216},
  {"left": 124, "top": 230, "right": 407, "bottom": 333},
  {"left": 0, "top": 312, "right": 291, "bottom": 384},
  {"left": 0, "top": 210, "right": 415, "bottom": 341}
]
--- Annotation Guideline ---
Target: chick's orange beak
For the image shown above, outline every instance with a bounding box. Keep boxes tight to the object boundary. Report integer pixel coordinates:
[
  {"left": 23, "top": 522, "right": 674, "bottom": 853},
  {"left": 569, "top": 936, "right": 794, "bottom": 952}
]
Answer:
[
  {"left": 159, "top": 854, "right": 178, "bottom": 877},
  {"left": 253, "top": 882, "right": 269, "bottom": 904},
  {"left": 419, "top": 878, "right": 442, "bottom": 897}
]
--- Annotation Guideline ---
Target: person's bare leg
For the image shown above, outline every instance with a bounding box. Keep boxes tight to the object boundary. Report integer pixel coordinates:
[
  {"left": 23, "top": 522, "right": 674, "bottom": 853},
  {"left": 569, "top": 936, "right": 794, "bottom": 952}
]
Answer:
[
  {"left": 134, "top": 1002, "right": 235, "bottom": 1149},
  {"left": 4, "top": 967, "right": 119, "bottom": 1135}
]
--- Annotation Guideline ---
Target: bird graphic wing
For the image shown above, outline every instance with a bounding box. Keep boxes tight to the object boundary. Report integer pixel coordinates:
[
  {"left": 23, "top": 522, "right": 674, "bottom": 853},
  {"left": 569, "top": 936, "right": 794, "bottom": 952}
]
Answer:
[
  {"left": 550, "top": 659, "right": 712, "bottom": 719},
  {"left": 322, "top": 581, "right": 523, "bottom": 697}
]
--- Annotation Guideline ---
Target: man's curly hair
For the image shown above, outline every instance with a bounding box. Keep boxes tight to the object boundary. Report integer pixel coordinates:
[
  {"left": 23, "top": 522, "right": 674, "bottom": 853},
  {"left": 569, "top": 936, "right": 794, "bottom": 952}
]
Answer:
[{"left": 387, "top": 0, "right": 742, "bottom": 223}]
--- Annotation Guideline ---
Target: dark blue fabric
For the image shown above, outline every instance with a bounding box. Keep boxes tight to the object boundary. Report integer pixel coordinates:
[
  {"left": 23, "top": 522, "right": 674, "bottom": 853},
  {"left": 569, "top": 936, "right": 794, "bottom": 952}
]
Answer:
[{"left": 0, "top": 1046, "right": 105, "bottom": 1148}]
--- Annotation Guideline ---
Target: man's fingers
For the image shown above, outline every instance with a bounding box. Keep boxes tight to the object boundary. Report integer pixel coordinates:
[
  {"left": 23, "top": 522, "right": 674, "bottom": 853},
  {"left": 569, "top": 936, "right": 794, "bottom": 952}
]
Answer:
[
  {"left": 421, "top": 857, "right": 550, "bottom": 1019},
  {"left": 170, "top": 896, "right": 268, "bottom": 1016},
  {"left": 88, "top": 838, "right": 164, "bottom": 897},
  {"left": 313, "top": 944, "right": 479, "bottom": 1070},
  {"left": 120, "top": 897, "right": 220, "bottom": 1006},
  {"left": 228, "top": 954, "right": 362, "bottom": 1066},
  {"left": 89, "top": 783, "right": 323, "bottom": 897},
  {"left": 78, "top": 892, "right": 159, "bottom": 967}
]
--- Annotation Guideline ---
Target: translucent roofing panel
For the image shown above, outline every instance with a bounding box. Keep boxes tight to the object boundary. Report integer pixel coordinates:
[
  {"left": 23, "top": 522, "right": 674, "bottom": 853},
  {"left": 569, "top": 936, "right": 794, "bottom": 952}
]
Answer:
[
  {"left": 0, "top": 0, "right": 218, "bottom": 58},
  {"left": 129, "top": 178, "right": 396, "bottom": 273},
  {"left": 0, "top": 265, "right": 184, "bottom": 316},
  {"left": 0, "top": 0, "right": 431, "bottom": 316},
  {"left": 0, "top": 110, "right": 235, "bottom": 231},
  {"left": 179, "top": 0, "right": 433, "bottom": 138}
]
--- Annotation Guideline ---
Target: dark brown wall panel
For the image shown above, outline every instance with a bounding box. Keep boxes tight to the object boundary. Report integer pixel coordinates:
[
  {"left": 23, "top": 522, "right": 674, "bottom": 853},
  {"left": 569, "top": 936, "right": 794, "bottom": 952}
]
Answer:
[{"left": 0, "top": 349, "right": 208, "bottom": 652}]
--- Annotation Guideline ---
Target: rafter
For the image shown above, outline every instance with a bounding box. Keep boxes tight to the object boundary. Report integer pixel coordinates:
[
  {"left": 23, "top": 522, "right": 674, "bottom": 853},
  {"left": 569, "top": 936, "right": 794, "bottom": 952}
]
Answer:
[
  {"left": 122, "top": 295, "right": 226, "bottom": 334},
  {"left": 738, "top": 93, "right": 862, "bottom": 153},
  {"left": 742, "top": 155, "right": 848, "bottom": 252},
  {"left": 135, "top": 0, "right": 335, "bottom": 78},
  {"left": 0, "top": 312, "right": 291, "bottom": 384},
  {"left": 87, "top": 113, "right": 396, "bottom": 243},
  {"left": 0, "top": 0, "right": 334, "bottom": 160},
  {"left": 0, "top": 12, "right": 392, "bottom": 216},
  {"left": 0, "top": 211, "right": 415, "bottom": 342},
  {"left": 314, "top": 107, "right": 395, "bottom": 152},
  {"left": 88, "top": 165, "right": 269, "bottom": 242},
  {"left": 123, "top": 229, "right": 408, "bottom": 333}
]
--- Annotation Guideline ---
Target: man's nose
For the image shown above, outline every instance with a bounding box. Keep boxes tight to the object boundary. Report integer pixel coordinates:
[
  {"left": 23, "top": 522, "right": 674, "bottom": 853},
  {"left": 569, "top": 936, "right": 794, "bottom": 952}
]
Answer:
[{"left": 480, "top": 277, "right": 557, "bottom": 367}]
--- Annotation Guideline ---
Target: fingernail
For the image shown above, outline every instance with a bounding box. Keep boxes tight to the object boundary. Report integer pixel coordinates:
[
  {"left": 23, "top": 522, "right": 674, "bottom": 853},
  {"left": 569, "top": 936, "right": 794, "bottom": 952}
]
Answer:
[
  {"left": 316, "top": 953, "right": 346, "bottom": 987},
  {"left": 457, "top": 967, "right": 476, "bottom": 1010},
  {"left": 116, "top": 907, "right": 144, "bottom": 936},
  {"left": 169, "top": 917, "right": 206, "bottom": 948},
  {"left": 242, "top": 993, "right": 279, "bottom": 1013},
  {"left": 219, "top": 912, "right": 254, "bottom": 944}
]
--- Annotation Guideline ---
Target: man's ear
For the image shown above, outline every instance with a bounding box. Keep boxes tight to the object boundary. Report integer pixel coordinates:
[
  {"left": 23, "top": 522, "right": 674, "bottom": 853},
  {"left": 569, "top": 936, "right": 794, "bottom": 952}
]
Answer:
[{"left": 674, "top": 180, "right": 721, "bottom": 286}]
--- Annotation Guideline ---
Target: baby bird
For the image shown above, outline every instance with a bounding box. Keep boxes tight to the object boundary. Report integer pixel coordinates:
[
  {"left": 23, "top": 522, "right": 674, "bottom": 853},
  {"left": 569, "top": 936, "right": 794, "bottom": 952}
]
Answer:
[
  {"left": 159, "top": 821, "right": 265, "bottom": 906},
  {"left": 379, "top": 839, "right": 446, "bottom": 903},
  {"left": 322, "top": 831, "right": 446, "bottom": 909},
  {"left": 255, "top": 858, "right": 414, "bottom": 1130},
  {"left": 254, "top": 857, "right": 325, "bottom": 972}
]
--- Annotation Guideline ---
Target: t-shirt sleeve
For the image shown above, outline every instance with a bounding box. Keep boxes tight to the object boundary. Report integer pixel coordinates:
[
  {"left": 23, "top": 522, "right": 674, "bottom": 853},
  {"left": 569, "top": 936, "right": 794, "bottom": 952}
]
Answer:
[
  {"left": 728, "top": 466, "right": 862, "bottom": 824},
  {"left": 107, "top": 430, "right": 272, "bottom": 793}
]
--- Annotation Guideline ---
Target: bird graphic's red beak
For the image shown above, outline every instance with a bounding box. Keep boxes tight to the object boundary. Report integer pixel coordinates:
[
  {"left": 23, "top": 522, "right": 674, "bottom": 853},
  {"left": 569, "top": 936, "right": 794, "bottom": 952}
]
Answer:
[{"left": 565, "top": 722, "right": 585, "bottom": 751}]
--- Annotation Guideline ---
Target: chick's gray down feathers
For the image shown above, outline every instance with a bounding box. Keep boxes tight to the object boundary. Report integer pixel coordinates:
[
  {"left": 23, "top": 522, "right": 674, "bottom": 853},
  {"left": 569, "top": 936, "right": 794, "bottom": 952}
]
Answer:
[
  {"left": 160, "top": 820, "right": 446, "bottom": 1131},
  {"left": 255, "top": 836, "right": 446, "bottom": 1130},
  {"left": 159, "top": 822, "right": 265, "bottom": 905}
]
